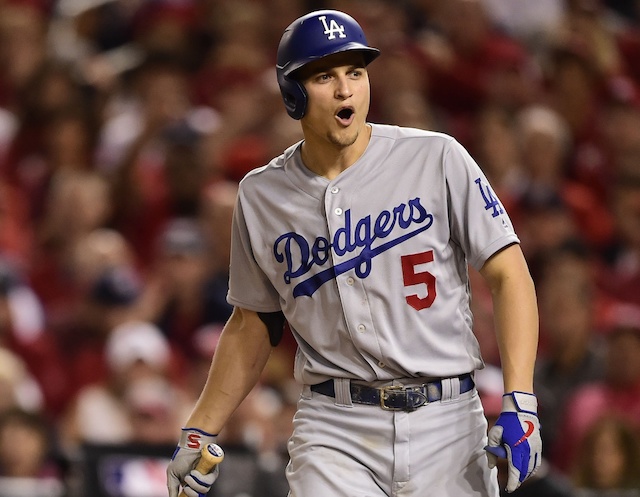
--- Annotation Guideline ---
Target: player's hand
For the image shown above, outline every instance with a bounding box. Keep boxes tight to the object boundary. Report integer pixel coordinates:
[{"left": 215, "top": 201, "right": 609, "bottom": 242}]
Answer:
[
  {"left": 484, "top": 391, "right": 542, "bottom": 493},
  {"left": 167, "top": 428, "right": 218, "bottom": 497}
]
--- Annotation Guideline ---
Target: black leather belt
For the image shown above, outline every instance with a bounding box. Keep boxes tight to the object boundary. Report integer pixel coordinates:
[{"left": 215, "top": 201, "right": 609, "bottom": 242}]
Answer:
[{"left": 310, "top": 373, "right": 474, "bottom": 412}]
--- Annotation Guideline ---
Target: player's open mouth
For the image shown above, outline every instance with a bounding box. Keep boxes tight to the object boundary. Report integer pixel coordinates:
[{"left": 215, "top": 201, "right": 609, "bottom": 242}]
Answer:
[{"left": 336, "top": 107, "right": 355, "bottom": 126}]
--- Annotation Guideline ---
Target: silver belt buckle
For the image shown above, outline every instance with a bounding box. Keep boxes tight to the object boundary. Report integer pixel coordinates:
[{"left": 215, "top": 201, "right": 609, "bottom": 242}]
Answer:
[
  {"left": 380, "top": 385, "right": 429, "bottom": 411},
  {"left": 379, "top": 385, "right": 405, "bottom": 411}
]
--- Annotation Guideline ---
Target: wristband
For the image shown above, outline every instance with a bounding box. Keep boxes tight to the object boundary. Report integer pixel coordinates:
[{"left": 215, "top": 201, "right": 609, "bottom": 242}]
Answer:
[
  {"left": 502, "top": 391, "right": 538, "bottom": 415},
  {"left": 178, "top": 427, "right": 218, "bottom": 451}
]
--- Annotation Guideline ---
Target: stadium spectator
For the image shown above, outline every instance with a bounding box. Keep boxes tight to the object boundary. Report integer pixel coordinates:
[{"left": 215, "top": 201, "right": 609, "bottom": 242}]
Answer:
[
  {"left": 599, "top": 171, "right": 640, "bottom": 306},
  {"left": 138, "top": 217, "right": 220, "bottom": 361},
  {"left": 533, "top": 242, "right": 607, "bottom": 449},
  {"left": 571, "top": 415, "right": 640, "bottom": 496},
  {"left": 0, "top": 407, "right": 66, "bottom": 497},
  {"left": 552, "top": 303, "right": 640, "bottom": 474},
  {"left": 57, "top": 319, "right": 183, "bottom": 452},
  {"left": 53, "top": 264, "right": 144, "bottom": 405}
]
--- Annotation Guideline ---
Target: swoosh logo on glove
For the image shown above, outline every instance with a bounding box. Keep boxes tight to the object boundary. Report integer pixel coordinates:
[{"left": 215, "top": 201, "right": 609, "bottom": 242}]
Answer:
[{"left": 514, "top": 421, "right": 535, "bottom": 447}]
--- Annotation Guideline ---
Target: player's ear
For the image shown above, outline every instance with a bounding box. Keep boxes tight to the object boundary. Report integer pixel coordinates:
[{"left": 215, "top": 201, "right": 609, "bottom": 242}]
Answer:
[{"left": 277, "top": 71, "right": 307, "bottom": 120}]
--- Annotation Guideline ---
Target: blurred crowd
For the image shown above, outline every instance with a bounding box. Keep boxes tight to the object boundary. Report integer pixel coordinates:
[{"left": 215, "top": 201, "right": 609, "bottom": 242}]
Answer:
[{"left": 0, "top": 0, "right": 639, "bottom": 496}]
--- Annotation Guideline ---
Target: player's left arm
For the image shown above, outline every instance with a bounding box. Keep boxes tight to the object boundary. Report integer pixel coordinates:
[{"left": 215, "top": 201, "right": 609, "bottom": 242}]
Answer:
[
  {"left": 479, "top": 242, "right": 542, "bottom": 493},
  {"left": 479, "top": 242, "right": 538, "bottom": 393}
]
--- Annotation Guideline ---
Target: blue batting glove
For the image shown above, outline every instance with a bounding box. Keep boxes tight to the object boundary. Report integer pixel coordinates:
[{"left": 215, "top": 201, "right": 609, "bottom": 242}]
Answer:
[{"left": 485, "top": 391, "right": 542, "bottom": 493}]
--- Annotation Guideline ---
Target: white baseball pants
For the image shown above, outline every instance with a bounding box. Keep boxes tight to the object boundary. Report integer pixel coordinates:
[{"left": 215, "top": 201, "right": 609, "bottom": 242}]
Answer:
[{"left": 286, "top": 377, "right": 499, "bottom": 497}]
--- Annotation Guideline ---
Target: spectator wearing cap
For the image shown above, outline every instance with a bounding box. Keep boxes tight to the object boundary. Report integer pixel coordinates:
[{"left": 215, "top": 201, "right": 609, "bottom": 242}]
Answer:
[
  {"left": 551, "top": 303, "right": 640, "bottom": 475},
  {"left": 53, "top": 265, "right": 144, "bottom": 407},
  {"left": 138, "top": 217, "right": 231, "bottom": 364},
  {"left": 57, "top": 319, "right": 183, "bottom": 453}
]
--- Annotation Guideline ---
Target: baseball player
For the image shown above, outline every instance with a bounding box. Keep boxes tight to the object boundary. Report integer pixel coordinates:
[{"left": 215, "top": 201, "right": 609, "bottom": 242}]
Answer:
[{"left": 167, "top": 9, "right": 542, "bottom": 497}]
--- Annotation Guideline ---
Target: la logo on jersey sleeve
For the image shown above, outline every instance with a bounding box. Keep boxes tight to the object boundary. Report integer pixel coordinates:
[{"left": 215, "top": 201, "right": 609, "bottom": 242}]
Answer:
[
  {"left": 474, "top": 177, "right": 504, "bottom": 218},
  {"left": 474, "top": 177, "right": 513, "bottom": 231}
]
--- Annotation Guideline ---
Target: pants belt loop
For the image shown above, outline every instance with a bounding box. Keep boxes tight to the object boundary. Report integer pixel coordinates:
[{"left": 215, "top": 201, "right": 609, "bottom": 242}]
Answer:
[
  {"left": 441, "top": 377, "right": 461, "bottom": 403},
  {"left": 301, "top": 384, "right": 312, "bottom": 400},
  {"left": 334, "top": 378, "right": 353, "bottom": 407}
]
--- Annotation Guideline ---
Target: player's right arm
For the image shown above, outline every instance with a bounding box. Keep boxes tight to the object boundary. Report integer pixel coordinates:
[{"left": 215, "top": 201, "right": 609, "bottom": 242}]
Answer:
[
  {"left": 167, "top": 306, "right": 273, "bottom": 497},
  {"left": 187, "top": 306, "right": 273, "bottom": 432}
]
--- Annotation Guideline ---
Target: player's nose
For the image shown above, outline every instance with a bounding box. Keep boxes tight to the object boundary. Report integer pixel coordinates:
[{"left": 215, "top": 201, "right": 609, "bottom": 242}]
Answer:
[{"left": 334, "top": 75, "right": 354, "bottom": 100}]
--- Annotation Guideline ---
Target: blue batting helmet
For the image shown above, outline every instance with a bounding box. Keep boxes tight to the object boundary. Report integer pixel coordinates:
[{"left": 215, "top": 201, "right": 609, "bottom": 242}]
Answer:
[{"left": 276, "top": 10, "right": 380, "bottom": 120}]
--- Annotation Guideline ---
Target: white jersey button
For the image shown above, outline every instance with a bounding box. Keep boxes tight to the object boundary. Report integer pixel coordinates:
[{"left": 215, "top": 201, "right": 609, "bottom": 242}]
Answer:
[
  {"left": 346, "top": 277, "right": 355, "bottom": 286},
  {"left": 330, "top": 187, "right": 340, "bottom": 194},
  {"left": 334, "top": 207, "right": 343, "bottom": 216},
  {"left": 357, "top": 324, "right": 366, "bottom": 333},
  {"left": 378, "top": 361, "right": 385, "bottom": 368}
]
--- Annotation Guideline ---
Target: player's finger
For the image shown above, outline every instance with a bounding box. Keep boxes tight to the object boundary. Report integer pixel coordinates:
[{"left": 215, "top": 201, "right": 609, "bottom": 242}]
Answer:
[
  {"left": 505, "top": 468, "right": 522, "bottom": 493},
  {"left": 487, "top": 424, "right": 504, "bottom": 447},
  {"left": 181, "top": 486, "right": 199, "bottom": 497},
  {"left": 184, "top": 470, "right": 216, "bottom": 494},
  {"left": 504, "top": 447, "right": 522, "bottom": 493},
  {"left": 485, "top": 425, "right": 505, "bottom": 469},
  {"left": 167, "top": 473, "right": 180, "bottom": 497},
  {"left": 526, "top": 450, "right": 541, "bottom": 480}
]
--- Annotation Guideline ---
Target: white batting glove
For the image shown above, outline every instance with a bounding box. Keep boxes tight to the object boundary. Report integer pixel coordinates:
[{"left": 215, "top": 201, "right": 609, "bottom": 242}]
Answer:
[
  {"left": 167, "top": 428, "right": 218, "bottom": 497},
  {"left": 485, "top": 392, "right": 542, "bottom": 493}
]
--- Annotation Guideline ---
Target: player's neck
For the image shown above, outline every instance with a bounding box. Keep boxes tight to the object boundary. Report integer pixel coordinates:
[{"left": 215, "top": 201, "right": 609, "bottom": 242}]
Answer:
[{"left": 300, "top": 124, "right": 371, "bottom": 180}]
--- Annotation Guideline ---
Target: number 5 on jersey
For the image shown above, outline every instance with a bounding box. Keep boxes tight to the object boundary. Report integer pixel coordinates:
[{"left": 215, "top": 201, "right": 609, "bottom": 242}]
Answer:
[{"left": 401, "top": 250, "right": 436, "bottom": 310}]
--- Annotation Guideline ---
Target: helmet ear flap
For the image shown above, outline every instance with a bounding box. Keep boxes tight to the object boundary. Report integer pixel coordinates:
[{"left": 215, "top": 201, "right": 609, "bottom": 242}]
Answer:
[{"left": 278, "top": 73, "right": 307, "bottom": 120}]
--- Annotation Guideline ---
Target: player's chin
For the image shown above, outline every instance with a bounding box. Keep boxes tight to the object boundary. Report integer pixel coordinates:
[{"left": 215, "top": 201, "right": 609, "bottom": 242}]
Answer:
[
  {"left": 327, "top": 128, "right": 359, "bottom": 147},
  {"left": 332, "top": 117, "right": 365, "bottom": 138}
]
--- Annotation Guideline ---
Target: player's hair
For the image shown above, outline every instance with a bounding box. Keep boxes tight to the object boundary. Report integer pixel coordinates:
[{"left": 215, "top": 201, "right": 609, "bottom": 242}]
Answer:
[{"left": 276, "top": 10, "right": 380, "bottom": 120}]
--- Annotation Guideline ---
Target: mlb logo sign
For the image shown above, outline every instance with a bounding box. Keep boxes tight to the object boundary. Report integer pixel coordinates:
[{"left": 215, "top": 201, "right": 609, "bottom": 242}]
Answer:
[{"left": 319, "top": 15, "right": 347, "bottom": 39}]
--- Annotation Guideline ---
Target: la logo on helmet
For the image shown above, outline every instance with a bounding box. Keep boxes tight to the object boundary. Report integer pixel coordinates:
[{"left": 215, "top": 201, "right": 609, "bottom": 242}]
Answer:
[{"left": 319, "top": 15, "right": 346, "bottom": 39}]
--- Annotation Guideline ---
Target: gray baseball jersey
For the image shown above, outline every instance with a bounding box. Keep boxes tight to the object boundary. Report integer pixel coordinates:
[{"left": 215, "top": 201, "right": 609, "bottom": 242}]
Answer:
[{"left": 227, "top": 123, "right": 518, "bottom": 385}]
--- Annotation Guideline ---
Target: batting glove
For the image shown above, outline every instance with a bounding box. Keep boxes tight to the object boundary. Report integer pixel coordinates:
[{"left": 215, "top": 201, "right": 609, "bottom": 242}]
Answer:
[
  {"left": 167, "top": 428, "right": 218, "bottom": 497},
  {"left": 485, "top": 391, "right": 542, "bottom": 493}
]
